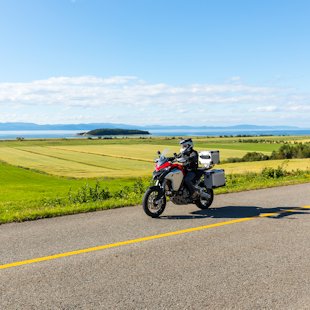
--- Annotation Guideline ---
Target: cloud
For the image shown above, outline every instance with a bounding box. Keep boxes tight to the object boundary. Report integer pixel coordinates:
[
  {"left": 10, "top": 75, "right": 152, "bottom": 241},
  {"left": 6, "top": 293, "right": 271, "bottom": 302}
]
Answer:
[
  {"left": 286, "top": 104, "right": 310, "bottom": 112},
  {"left": 0, "top": 75, "right": 283, "bottom": 107},
  {"left": 251, "top": 106, "right": 278, "bottom": 112},
  {"left": 0, "top": 76, "right": 309, "bottom": 126}
]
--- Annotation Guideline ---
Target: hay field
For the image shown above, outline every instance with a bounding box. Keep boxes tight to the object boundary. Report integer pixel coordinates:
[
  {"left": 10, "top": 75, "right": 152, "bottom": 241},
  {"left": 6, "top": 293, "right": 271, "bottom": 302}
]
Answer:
[
  {"left": 0, "top": 138, "right": 308, "bottom": 178},
  {"left": 219, "top": 159, "right": 310, "bottom": 174}
]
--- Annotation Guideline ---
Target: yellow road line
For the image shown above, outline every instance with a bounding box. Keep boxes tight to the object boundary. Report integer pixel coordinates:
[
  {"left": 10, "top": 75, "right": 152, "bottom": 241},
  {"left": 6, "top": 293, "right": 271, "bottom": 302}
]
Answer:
[{"left": 1, "top": 206, "right": 309, "bottom": 270}]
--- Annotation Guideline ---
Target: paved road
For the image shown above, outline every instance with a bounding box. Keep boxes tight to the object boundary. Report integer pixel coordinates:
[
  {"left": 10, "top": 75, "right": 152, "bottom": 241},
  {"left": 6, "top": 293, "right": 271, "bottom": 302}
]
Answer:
[{"left": 0, "top": 183, "right": 309, "bottom": 309}]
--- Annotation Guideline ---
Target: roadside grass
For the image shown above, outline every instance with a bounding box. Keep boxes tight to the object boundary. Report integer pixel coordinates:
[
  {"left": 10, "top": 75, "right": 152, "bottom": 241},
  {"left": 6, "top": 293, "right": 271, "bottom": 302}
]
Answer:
[
  {"left": 0, "top": 161, "right": 136, "bottom": 203},
  {"left": 0, "top": 160, "right": 309, "bottom": 224},
  {"left": 0, "top": 161, "right": 148, "bottom": 223}
]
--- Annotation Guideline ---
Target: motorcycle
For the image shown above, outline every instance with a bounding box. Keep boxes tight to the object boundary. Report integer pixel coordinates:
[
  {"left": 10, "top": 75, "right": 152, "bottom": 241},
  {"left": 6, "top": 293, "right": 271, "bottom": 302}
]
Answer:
[{"left": 142, "top": 150, "right": 226, "bottom": 218}]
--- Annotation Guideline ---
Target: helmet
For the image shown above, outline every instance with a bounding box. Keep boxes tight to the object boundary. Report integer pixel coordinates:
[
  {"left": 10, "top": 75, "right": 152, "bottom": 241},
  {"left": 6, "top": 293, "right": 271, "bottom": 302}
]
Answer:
[{"left": 179, "top": 138, "right": 193, "bottom": 154}]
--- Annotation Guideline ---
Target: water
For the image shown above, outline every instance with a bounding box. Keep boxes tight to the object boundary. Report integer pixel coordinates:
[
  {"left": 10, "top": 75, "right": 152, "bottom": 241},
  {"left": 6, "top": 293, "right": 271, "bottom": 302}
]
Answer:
[
  {"left": 0, "top": 130, "right": 82, "bottom": 140},
  {"left": 0, "top": 129, "right": 309, "bottom": 140},
  {"left": 148, "top": 128, "right": 310, "bottom": 137}
]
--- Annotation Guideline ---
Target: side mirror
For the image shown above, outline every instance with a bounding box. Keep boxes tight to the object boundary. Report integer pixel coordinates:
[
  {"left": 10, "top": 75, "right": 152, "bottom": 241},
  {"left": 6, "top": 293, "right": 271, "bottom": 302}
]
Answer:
[{"left": 157, "top": 150, "right": 161, "bottom": 155}]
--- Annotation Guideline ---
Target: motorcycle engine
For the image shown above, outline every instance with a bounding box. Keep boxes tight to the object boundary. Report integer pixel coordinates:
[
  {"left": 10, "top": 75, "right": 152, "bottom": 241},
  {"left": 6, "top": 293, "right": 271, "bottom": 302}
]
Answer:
[{"left": 170, "top": 188, "right": 191, "bottom": 205}]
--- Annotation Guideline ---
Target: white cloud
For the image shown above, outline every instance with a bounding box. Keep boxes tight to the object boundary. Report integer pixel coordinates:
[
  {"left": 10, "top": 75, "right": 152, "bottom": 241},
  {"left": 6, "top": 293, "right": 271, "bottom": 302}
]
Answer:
[
  {"left": 251, "top": 106, "right": 278, "bottom": 112},
  {"left": 286, "top": 104, "right": 310, "bottom": 111},
  {"left": 0, "top": 76, "right": 309, "bottom": 126}
]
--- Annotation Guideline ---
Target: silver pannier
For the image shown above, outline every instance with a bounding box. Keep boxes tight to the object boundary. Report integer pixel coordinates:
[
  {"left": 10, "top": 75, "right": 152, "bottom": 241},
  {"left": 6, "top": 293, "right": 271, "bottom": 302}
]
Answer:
[{"left": 204, "top": 169, "right": 226, "bottom": 189}]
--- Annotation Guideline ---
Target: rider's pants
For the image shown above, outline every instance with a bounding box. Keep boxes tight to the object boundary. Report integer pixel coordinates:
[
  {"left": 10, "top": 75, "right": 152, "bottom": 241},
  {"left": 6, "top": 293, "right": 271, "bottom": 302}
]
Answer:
[{"left": 184, "top": 171, "right": 197, "bottom": 196}]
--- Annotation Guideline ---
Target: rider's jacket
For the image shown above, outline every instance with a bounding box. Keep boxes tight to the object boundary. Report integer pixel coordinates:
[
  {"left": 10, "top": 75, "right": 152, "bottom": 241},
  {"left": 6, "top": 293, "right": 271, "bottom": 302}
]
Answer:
[{"left": 181, "top": 149, "right": 199, "bottom": 171}]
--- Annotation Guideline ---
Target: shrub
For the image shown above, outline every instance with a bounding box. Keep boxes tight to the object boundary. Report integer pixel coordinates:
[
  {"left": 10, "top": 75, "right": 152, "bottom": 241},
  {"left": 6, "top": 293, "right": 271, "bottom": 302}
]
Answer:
[
  {"left": 114, "top": 186, "right": 131, "bottom": 199},
  {"left": 68, "top": 178, "right": 149, "bottom": 205},
  {"left": 262, "top": 166, "right": 287, "bottom": 179},
  {"left": 225, "top": 152, "right": 270, "bottom": 163},
  {"left": 242, "top": 152, "right": 269, "bottom": 162},
  {"left": 133, "top": 178, "right": 146, "bottom": 195},
  {"left": 68, "top": 181, "right": 111, "bottom": 203},
  {"left": 271, "top": 143, "right": 310, "bottom": 159},
  {"left": 225, "top": 157, "right": 243, "bottom": 163}
]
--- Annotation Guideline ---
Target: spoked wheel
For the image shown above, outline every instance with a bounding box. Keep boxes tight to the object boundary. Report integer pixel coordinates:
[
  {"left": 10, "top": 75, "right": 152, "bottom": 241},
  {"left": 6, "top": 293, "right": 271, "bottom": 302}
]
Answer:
[
  {"left": 142, "top": 186, "right": 166, "bottom": 218},
  {"left": 195, "top": 187, "right": 214, "bottom": 210}
]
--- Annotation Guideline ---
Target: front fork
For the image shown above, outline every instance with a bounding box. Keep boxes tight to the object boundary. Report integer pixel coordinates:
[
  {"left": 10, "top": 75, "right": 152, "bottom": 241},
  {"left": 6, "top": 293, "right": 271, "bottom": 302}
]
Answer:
[{"left": 154, "top": 180, "right": 166, "bottom": 203}]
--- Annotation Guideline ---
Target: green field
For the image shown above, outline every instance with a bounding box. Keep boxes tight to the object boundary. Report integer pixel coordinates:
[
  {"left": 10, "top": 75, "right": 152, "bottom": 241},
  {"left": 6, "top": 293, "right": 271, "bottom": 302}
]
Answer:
[
  {"left": 0, "top": 137, "right": 308, "bottom": 178},
  {"left": 0, "top": 136, "right": 309, "bottom": 223}
]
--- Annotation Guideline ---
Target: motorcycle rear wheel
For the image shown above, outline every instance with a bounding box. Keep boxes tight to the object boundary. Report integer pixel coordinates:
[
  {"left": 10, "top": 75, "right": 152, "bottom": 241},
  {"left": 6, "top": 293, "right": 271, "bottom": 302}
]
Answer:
[
  {"left": 195, "top": 188, "right": 214, "bottom": 210},
  {"left": 142, "top": 186, "right": 166, "bottom": 218}
]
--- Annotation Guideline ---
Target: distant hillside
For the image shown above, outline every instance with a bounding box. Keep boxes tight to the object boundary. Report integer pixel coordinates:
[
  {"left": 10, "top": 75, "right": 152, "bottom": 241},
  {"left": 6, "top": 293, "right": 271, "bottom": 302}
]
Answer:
[
  {"left": 0, "top": 122, "right": 303, "bottom": 131},
  {"left": 0, "top": 122, "right": 138, "bottom": 131},
  {"left": 82, "top": 128, "right": 150, "bottom": 136}
]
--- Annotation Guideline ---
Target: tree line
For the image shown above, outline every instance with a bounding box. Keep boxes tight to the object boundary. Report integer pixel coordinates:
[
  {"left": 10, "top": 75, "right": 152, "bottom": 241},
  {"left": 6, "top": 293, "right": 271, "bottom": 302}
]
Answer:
[{"left": 225, "top": 143, "right": 310, "bottom": 163}]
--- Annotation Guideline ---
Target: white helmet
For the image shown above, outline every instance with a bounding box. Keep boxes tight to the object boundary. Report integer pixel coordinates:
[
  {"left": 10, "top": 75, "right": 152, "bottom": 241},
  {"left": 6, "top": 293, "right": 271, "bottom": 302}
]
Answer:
[{"left": 179, "top": 138, "right": 193, "bottom": 154}]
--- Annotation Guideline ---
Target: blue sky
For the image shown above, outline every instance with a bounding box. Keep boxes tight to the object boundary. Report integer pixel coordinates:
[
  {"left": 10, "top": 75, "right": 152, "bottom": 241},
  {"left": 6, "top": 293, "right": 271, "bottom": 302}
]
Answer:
[{"left": 0, "top": 0, "right": 309, "bottom": 126}]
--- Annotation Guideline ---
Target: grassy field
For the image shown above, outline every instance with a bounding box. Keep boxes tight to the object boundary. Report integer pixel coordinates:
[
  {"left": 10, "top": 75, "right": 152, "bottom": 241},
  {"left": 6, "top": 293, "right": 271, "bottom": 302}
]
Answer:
[
  {"left": 0, "top": 136, "right": 309, "bottom": 223},
  {"left": 219, "top": 158, "right": 310, "bottom": 174},
  {"left": 0, "top": 137, "right": 308, "bottom": 178}
]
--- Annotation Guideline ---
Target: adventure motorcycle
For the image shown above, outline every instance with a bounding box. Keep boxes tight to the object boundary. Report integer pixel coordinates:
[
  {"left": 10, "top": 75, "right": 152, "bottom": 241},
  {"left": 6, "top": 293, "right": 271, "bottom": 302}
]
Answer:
[{"left": 142, "top": 150, "right": 226, "bottom": 218}]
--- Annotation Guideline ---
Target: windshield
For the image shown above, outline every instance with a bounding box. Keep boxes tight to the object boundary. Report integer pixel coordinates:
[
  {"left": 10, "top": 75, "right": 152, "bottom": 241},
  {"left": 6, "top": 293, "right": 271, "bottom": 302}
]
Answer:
[
  {"left": 157, "top": 154, "right": 168, "bottom": 166},
  {"left": 155, "top": 148, "right": 171, "bottom": 166}
]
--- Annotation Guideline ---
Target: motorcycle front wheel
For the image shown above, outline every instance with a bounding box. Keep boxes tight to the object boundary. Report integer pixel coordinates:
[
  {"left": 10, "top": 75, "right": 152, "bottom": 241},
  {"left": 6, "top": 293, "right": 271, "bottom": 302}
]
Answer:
[
  {"left": 142, "top": 186, "right": 166, "bottom": 218},
  {"left": 195, "top": 188, "right": 214, "bottom": 210}
]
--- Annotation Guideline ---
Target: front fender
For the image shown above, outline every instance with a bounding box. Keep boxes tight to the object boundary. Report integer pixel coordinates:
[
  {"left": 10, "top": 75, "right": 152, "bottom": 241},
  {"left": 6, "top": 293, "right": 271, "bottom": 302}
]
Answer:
[{"left": 145, "top": 185, "right": 165, "bottom": 197}]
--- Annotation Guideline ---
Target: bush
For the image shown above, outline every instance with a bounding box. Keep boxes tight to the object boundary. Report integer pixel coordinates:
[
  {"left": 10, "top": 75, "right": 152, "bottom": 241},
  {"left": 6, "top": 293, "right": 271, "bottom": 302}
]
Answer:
[
  {"left": 242, "top": 152, "right": 269, "bottom": 162},
  {"left": 225, "top": 143, "right": 310, "bottom": 164},
  {"left": 271, "top": 143, "right": 310, "bottom": 159},
  {"left": 68, "top": 178, "right": 149, "bottom": 205},
  {"left": 225, "top": 152, "right": 270, "bottom": 163},
  {"left": 114, "top": 186, "right": 131, "bottom": 199},
  {"left": 225, "top": 157, "right": 243, "bottom": 163},
  {"left": 262, "top": 166, "right": 287, "bottom": 179},
  {"left": 68, "top": 181, "right": 111, "bottom": 203}
]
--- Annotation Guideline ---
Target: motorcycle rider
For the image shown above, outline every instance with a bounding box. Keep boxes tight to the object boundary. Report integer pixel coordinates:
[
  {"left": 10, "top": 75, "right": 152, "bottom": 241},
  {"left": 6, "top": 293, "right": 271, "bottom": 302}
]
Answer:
[{"left": 178, "top": 138, "right": 200, "bottom": 199}]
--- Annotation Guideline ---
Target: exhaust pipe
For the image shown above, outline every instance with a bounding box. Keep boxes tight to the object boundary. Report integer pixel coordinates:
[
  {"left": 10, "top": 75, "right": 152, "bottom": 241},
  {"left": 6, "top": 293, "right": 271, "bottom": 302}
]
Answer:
[{"left": 200, "top": 190, "right": 211, "bottom": 200}]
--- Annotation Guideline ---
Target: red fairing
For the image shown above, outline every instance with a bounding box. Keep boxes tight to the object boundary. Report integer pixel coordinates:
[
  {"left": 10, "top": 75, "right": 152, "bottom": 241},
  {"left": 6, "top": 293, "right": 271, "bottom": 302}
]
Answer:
[
  {"left": 155, "top": 161, "right": 185, "bottom": 175},
  {"left": 171, "top": 163, "right": 185, "bottom": 175},
  {"left": 155, "top": 161, "right": 171, "bottom": 171}
]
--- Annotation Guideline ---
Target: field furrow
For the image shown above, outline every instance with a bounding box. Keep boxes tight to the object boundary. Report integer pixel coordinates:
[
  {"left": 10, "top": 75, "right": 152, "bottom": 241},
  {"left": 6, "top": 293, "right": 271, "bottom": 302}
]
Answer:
[
  {"left": 0, "top": 147, "right": 145, "bottom": 178},
  {"left": 50, "top": 144, "right": 251, "bottom": 161},
  {"left": 16, "top": 147, "right": 123, "bottom": 170}
]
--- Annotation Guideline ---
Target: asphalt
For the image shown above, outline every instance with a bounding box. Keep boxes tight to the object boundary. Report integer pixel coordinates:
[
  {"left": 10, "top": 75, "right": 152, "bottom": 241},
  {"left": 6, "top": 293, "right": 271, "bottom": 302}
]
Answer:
[{"left": 0, "top": 183, "right": 309, "bottom": 309}]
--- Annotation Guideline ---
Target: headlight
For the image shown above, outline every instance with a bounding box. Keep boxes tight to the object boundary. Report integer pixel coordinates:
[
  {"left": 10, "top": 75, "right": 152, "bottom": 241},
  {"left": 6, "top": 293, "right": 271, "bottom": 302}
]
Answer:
[{"left": 152, "top": 171, "right": 162, "bottom": 179}]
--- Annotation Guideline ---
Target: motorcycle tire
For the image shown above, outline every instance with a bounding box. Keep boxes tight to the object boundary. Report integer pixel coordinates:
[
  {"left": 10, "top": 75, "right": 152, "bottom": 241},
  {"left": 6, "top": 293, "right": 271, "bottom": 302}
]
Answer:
[
  {"left": 142, "top": 186, "right": 166, "bottom": 218},
  {"left": 195, "top": 187, "right": 214, "bottom": 210}
]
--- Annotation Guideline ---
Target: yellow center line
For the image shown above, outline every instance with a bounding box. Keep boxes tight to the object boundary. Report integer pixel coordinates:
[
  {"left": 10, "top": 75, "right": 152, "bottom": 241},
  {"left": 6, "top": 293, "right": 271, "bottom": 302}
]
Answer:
[{"left": 1, "top": 206, "right": 309, "bottom": 270}]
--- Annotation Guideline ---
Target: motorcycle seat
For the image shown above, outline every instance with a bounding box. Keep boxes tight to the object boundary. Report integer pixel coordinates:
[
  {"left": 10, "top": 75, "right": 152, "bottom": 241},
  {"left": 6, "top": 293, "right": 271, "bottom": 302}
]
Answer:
[{"left": 197, "top": 167, "right": 208, "bottom": 172}]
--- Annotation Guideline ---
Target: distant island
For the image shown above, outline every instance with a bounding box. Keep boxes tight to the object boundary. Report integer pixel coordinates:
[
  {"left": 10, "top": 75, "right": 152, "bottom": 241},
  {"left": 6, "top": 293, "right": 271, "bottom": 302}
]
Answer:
[{"left": 78, "top": 128, "right": 150, "bottom": 136}]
